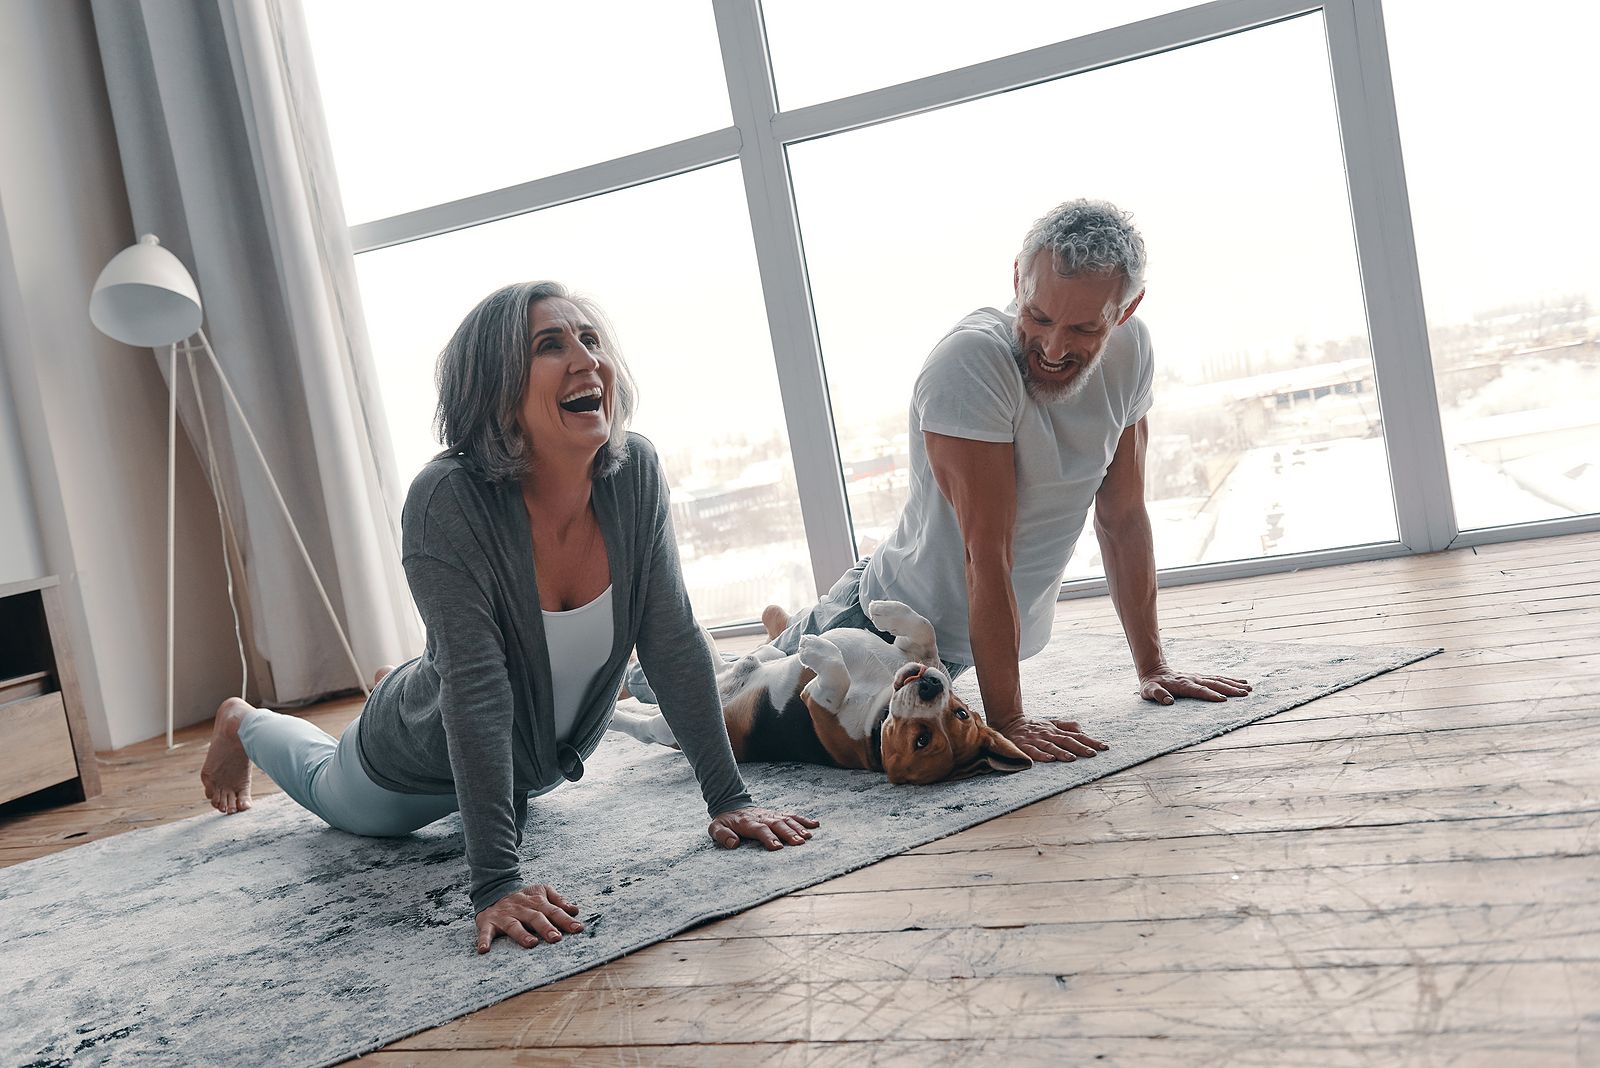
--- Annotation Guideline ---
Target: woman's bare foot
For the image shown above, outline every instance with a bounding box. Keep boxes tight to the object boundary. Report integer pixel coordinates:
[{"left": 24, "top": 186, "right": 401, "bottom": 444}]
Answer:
[
  {"left": 200, "top": 697, "right": 255, "bottom": 814},
  {"left": 373, "top": 665, "right": 395, "bottom": 688},
  {"left": 761, "top": 605, "right": 791, "bottom": 641}
]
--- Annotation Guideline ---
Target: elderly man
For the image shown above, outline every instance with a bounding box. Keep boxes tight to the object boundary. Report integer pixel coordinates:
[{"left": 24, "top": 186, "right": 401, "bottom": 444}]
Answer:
[
  {"left": 759, "top": 198, "right": 1252, "bottom": 762},
  {"left": 626, "top": 199, "right": 1249, "bottom": 759}
]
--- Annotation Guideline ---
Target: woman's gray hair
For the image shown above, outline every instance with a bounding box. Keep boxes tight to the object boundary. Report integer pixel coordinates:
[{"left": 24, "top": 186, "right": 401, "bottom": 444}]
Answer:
[
  {"left": 433, "top": 280, "right": 638, "bottom": 482},
  {"left": 1017, "top": 199, "right": 1147, "bottom": 310}
]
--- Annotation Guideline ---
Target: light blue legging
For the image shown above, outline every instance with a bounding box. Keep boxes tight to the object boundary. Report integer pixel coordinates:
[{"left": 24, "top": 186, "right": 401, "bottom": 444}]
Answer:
[{"left": 238, "top": 708, "right": 466, "bottom": 837}]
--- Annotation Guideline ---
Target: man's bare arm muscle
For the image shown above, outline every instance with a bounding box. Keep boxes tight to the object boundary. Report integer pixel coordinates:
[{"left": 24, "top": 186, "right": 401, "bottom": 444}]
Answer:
[
  {"left": 925, "top": 431, "right": 1107, "bottom": 762},
  {"left": 1094, "top": 417, "right": 1253, "bottom": 704}
]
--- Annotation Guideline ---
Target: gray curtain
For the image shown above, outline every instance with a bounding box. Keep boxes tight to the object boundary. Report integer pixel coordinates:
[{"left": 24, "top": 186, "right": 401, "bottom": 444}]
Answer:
[{"left": 91, "top": 0, "right": 421, "bottom": 705}]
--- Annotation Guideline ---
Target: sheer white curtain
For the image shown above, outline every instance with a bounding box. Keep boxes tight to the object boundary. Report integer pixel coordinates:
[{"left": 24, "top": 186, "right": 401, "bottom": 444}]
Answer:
[{"left": 92, "top": 0, "right": 420, "bottom": 706}]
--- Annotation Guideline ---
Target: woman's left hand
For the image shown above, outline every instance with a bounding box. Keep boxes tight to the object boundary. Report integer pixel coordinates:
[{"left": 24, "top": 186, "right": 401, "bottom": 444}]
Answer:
[{"left": 709, "top": 807, "right": 821, "bottom": 850}]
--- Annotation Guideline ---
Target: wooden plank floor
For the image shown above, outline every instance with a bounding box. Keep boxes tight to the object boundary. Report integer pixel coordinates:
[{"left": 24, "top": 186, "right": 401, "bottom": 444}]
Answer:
[{"left": 3, "top": 532, "right": 1597, "bottom": 1065}]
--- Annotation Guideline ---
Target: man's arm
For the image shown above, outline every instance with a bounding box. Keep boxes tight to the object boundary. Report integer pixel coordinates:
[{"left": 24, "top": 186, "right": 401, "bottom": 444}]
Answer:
[
  {"left": 925, "top": 431, "right": 1106, "bottom": 762},
  {"left": 1094, "top": 418, "right": 1253, "bottom": 704},
  {"left": 1092, "top": 418, "right": 1164, "bottom": 677},
  {"left": 923, "top": 432, "right": 1022, "bottom": 723}
]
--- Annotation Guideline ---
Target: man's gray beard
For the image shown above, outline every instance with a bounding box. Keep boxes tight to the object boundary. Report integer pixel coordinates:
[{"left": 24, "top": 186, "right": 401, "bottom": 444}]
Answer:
[{"left": 1011, "top": 335, "right": 1097, "bottom": 402}]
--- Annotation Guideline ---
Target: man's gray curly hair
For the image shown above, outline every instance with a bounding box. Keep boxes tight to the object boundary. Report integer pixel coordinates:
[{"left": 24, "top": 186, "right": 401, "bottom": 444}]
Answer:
[
  {"left": 1017, "top": 198, "right": 1147, "bottom": 310},
  {"left": 433, "top": 280, "right": 637, "bottom": 482}
]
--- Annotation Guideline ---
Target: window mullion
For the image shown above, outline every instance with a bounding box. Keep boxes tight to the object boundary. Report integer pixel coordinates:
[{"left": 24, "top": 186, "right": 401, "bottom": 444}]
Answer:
[
  {"left": 1324, "top": 0, "right": 1456, "bottom": 551},
  {"left": 712, "top": 0, "right": 857, "bottom": 595},
  {"left": 349, "top": 129, "right": 742, "bottom": 253},
  {"left": 771, "top": 0, "right": 1325, "bottom": 143}
]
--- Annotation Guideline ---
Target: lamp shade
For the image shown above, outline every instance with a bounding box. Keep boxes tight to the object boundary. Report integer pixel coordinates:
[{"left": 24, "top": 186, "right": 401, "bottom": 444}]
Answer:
[{"left": 89, "top": 234, "right": 203, "bottom": 347}]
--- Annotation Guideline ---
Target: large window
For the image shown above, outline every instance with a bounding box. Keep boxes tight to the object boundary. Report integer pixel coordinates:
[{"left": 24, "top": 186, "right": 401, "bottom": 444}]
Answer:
[
  {"left": 301, "top": 0, "right": 1597, "bottom": 630},
  {"left": 790, "top": 14, "right": 1396, "bottom": 577},
  {"left": 1386, "top": 0, "right": 1600, "bottom": 530},
  {"left": 302, "top": 2, "right": 730, "bottom": 225}
]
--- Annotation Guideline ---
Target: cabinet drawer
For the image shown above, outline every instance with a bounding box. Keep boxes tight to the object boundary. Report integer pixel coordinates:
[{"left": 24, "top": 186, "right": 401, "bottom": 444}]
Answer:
[
  {"left": 0, "top": 692, "right": 80, "bottom": 804},
  {"left": 0, "top": 670, "right": 51, "bottom": 705}
]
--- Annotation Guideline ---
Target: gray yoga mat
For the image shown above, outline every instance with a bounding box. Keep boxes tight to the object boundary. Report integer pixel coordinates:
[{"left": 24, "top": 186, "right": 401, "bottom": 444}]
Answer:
[{"left": 0, "top": 633, "right": 1436, "bottom": 1067}]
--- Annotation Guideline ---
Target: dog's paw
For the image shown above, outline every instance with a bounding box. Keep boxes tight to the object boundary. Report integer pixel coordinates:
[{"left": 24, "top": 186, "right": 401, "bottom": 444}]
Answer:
[
  {"left": 797, "top": 633, "right": 842, "bottom": 668},
  {"left": 867, "top": 599, "right": 923, "bottom": 633}
]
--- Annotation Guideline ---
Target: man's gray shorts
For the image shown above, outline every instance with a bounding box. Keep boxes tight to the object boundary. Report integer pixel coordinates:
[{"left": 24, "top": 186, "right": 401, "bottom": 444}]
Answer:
[{"left": 622, "top": 557, "right": 968, "bottom": 704}]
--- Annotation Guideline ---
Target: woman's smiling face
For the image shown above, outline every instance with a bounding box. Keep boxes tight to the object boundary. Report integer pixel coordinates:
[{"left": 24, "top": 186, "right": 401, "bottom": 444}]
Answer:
[{"left": 517, "top": 297, "right": 615, "bottom": 466}]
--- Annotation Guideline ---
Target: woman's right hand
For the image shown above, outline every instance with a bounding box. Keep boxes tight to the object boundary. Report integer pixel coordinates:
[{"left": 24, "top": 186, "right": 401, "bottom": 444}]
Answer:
[{"left": 474, "top": 883, "right": 585, "bottom": 954}]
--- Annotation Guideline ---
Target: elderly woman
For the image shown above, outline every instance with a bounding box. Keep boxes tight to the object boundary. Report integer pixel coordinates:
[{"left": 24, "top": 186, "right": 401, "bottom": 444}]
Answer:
[{"left": 200, "top": 281, "right": 818, "bottom": 954}]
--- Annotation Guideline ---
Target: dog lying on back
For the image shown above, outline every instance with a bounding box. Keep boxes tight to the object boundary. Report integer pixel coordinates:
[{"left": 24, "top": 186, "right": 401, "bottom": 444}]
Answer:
[{"left": 610, "top": 600, "right": 1031, "bottom": 785}]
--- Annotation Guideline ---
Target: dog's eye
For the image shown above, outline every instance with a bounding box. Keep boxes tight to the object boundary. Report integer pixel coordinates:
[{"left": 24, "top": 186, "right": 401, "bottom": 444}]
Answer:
[
  {"left": 915, "top": 729, "right": 931, "bottom": 749},
  {"left": 953, "top": 709, "right": 969, "bottom": 720}
]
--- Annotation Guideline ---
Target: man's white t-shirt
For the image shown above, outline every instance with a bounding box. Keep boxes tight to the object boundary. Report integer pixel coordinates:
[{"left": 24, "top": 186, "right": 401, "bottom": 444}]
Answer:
[{"left": 859, "top": 303, "right": 1154, "bottom": 666}]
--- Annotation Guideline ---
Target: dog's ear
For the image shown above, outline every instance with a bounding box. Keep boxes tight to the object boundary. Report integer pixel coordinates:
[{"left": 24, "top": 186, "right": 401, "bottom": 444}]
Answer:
[
  {"left": 978, "top": 725, "right": 1032, "bottom": 773},
  {"left": 950, "top": 724, "right": 1035, "bottom": 779}
]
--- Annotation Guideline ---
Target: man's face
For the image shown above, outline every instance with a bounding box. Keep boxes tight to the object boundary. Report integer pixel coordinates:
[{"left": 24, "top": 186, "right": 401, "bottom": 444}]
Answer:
[{"left": 1011, "top": 253, "right": 1139, "bottom": 401}]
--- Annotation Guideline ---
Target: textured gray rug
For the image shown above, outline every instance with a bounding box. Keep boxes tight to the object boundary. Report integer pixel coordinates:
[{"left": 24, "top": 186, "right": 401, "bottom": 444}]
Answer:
[{"left": 1, "top": 633, "right": 1435, "bottom": 1067}]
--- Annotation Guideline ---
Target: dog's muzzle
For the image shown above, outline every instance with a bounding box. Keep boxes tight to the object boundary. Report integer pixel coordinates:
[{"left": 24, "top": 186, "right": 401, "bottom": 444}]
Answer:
[{"left": 893, "top": 662, "right": 946, "bottom": 703}]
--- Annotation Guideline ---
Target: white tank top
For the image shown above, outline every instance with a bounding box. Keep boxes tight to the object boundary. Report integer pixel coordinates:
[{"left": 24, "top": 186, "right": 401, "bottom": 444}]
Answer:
[{"left": 541, "top": 586, "right": 615, "bottom": 744}]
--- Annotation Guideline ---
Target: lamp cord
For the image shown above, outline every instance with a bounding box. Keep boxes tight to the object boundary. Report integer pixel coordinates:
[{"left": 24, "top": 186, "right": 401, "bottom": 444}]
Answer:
[
  {"left": 195, "top": 328, "right": 370, "bottom": 697},
  {"left": 180, "top": 340, "right": 249, "bottom": 701}
]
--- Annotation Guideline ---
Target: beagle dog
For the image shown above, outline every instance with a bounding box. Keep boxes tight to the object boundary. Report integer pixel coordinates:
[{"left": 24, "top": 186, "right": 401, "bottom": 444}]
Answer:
[{"left": 610, "top": 600, "right": 1032, "bottom": 785}]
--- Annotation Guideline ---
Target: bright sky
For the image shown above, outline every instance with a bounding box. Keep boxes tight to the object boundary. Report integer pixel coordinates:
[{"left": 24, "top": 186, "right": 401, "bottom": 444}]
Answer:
[
  {"left": 301, "top": 0, "right": 1599, "bottom": 485},
  {"left": 761, "top": 0, "right": 1197, "bottom": 108}
]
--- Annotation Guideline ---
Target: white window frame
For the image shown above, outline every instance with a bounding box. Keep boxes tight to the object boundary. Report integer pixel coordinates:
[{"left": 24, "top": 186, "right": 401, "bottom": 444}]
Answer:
[{"left": 346, "top": 0, "right": 1600, "bottom": 630}]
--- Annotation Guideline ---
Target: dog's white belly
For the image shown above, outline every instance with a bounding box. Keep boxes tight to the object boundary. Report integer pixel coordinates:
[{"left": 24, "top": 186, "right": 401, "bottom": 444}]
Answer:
[
  {"left": 819, "top": 628, "right": 902, "bottom": 740},
  {"left": 757, "top": 655, "right": 808, "bottom": 701},
  {"left": 718, "top": 649, "right": 807, "bottom": 705}
]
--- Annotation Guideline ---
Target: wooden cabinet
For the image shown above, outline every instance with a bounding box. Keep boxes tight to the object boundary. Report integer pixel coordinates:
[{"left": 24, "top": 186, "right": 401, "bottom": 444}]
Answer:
[{"left": 0, "top": 577, "right": 100, "bottom": 805}]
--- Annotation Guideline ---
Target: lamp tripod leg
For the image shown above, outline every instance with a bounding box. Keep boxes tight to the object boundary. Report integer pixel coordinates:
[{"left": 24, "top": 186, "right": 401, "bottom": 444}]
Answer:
[
  {"left": 194, "top": 329, "right": 369, "bottom": 697},
  {"left": 166, "top": 344, "right": 177, "bottom": 750}
]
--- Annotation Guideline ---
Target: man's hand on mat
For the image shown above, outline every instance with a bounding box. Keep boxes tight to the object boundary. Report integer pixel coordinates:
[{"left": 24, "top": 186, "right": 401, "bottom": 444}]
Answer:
[
  {"left": 708, "top": 806, "right": 821, "bottom": 850},
  {"left": 1139, "top": 666, "right": 1253, "bottom": 706},
  {"left": 474, "top": 883, "right": 585, "bottom": 954},
  {"left": 994, "top": 717, "right": 1109, "bottom": 763}
]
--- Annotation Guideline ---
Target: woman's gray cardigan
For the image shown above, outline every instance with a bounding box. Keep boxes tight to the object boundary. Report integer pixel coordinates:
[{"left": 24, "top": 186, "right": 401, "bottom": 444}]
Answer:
[{"left": 356, "top": 433, "right": 753, "bottom": 913}]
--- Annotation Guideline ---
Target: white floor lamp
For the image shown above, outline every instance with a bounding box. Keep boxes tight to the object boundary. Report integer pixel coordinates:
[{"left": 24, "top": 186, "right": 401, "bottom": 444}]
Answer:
[{"left": 90, "top": 234, "right": 369, "bottom": 749}]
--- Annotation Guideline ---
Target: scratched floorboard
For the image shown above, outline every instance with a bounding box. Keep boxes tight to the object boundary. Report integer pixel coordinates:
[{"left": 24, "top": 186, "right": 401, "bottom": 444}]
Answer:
[{"left": 2, "top": 532, "right": 1596, "bottom": 1065}]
